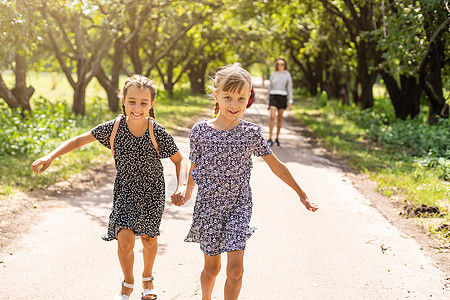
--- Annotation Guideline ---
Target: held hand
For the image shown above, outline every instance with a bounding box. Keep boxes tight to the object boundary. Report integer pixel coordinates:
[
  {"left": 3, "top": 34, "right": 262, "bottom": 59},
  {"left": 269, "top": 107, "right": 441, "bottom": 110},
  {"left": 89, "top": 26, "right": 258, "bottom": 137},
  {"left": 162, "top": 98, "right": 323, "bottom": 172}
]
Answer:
[
  {"left": 171, "top": 187, "right": 185, "bottom": 207},
  {"left": 171, "top": 184, "right": 192, "bottom": 207},
  {"left": 287, "top": 103, "right": 292, "bottom": 110},
  {"left": 31, "top": 155, "right": 54, "bottom": 174}
]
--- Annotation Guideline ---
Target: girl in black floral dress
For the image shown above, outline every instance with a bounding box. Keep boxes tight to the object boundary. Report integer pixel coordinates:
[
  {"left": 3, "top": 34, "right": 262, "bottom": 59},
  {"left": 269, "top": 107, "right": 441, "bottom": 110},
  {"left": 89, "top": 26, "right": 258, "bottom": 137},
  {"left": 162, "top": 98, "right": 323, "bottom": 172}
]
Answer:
[
  {"left": 176, "top": 65, "right": 318, "bottom": 300},
  {"left": 32, "top": 75, "right": 186, "bottom": 300}
]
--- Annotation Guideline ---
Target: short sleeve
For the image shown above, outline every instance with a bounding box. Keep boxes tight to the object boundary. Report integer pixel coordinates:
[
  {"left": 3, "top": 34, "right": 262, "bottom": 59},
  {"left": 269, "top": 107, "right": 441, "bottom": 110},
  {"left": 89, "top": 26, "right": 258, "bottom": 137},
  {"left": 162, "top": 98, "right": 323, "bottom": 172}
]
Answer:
[
  {"left": 189, "top": 123, "right": 202, "bottom": 164},
  {"left": 91, "top": 119, "right": 115, "bottom": 149},
  {"left": 153, "top": 121, "right": 179, "bottom": 159},
  {"left": 253, "top": 126, "right": 272, "bottom": 157}
]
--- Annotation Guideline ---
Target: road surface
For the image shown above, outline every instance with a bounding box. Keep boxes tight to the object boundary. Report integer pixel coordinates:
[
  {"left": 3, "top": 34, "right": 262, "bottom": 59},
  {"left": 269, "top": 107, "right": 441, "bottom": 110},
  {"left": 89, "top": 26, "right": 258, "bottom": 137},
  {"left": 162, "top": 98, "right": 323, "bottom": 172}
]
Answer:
[{"left": 0, "top": 84, "right": 449, "bottom": 299}]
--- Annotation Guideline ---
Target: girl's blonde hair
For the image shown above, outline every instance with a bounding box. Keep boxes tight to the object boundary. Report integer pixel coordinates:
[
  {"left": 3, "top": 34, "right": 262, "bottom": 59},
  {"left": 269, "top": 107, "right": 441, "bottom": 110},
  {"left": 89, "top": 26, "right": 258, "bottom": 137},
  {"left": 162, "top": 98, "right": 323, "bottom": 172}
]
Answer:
[
  {"left": 211, "top": 64, "right": 252, "bottom": 117},
  {"left": 118, "top": 74, "right": 157, "bottom": 118}
]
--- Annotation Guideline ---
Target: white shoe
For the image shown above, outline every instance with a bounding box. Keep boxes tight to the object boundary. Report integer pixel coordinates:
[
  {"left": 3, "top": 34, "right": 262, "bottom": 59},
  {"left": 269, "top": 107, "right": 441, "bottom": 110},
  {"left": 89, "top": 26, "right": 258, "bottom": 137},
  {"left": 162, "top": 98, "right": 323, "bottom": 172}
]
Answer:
[
  {"left": 114, "top": 281, "right": 133, "bottom": 300},
  {"left": 114, "top": 294, "right": 129, "bottom": 300},
  {"left": 141, "top": 276, "right": 158, "bottom": 299}
]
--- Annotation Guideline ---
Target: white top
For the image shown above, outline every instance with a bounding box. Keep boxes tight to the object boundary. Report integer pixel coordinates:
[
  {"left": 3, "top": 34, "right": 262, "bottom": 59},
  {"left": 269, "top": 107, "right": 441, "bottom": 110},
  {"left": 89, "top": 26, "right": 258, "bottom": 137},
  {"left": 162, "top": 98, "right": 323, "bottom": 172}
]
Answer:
[{"left": 268, "top": 70, "right": 293, "bottom": 104}]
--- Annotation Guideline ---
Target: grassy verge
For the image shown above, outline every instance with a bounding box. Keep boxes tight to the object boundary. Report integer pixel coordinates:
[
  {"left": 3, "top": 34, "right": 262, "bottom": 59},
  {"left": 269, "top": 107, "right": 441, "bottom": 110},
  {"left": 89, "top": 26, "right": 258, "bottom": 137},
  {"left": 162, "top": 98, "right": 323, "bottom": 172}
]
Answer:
[
  {"left": 0, "top": 84, "right": 210, "bottom": 198},
  {"left": 292, "top": 93, "right": 450, "bottom": 243}
]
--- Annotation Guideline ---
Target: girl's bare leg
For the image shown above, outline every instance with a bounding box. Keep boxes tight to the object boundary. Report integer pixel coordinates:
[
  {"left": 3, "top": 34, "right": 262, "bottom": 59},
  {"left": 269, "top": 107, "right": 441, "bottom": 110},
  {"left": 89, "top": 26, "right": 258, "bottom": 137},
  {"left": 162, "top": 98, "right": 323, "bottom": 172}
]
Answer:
[
  {"left": 201, "top": 253, "right": 221, "bottom": 300},
  {"left": 224, "top": 250, "right": 245, "bottom": 300},
  {"left": 117, "top": 229, "right": 136, "bottom": 295},
  {"left": 141, "top": 236, "right": 158, "bottom": 291},
  {"left": 276, "top": 108, "right": 285, "bottom": 140},
  {"left": 269, "top": 106, "right": 277, "bottom": 140}
]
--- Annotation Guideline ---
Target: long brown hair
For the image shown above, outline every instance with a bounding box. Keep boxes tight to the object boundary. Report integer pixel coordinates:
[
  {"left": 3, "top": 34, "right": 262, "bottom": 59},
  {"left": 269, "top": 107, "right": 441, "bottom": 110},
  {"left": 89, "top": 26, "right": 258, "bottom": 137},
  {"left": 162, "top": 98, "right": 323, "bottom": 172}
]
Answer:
[
  {"left": 274, "top": 57, "right": 288, "bottom": 72},
  {"left": 118, "top": 74, "right": 157, "bottom": 118}
]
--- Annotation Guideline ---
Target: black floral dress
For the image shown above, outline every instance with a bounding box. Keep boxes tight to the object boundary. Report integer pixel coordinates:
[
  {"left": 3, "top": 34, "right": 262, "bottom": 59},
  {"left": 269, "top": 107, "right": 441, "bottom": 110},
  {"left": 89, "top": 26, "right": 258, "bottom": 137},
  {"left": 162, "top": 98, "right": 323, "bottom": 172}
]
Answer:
[
  {"left": 184, "top": 120, "right": 272, "bottom": 256},
  {"left": 91, "top": 117, "right": 179, "bottom": 241}
]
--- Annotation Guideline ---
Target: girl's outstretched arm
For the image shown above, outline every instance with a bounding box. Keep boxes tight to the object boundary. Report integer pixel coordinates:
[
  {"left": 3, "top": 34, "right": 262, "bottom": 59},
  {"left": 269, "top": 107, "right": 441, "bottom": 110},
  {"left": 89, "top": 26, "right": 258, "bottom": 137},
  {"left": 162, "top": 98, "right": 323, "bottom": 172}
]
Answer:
[
  {"left": 31, "top": 131, "right": 96, "bottom": 174},
  {"left": 169, "top": 151, "right": 189, "bottom": 206},
  {"left": 262, "top": 153, "right": 318, "bottom": 212}
]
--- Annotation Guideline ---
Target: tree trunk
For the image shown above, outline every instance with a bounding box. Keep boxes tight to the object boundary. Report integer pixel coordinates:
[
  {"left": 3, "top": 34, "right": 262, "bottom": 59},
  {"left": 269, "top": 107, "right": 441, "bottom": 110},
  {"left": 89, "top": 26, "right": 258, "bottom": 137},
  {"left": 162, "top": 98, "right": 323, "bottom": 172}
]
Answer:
[
  {"left": 421, "top": 41, "right": 447, "bottom": 124},
  {"left": 323, "top": 69, "right": 341, "bottom": 99},
  {"left": 128, "top": 33, "right": 142, "bottom": 75},
  {"left": 356, "top": 41, "right": 377, "bottom": 109},
  {"left": 0, "top": 54, "right": 34, "bottom": 114},
  {"left": 96, "top": 37, "right": 124, "bottom": 113},
  {"left": 188, "top": 62, "right": 208, "bottom": 95},
  {"left": 340, "top": 82, "right": 350, "bottom": 106},
  {"left": 96, "top": 69, "right": 120, "bottom": 113},
  {"left": 0, "top": 74, "right": 20, "bottom": 109},
  {"left": 381, "top": 71, "right": 422, "bottom": 119},
  {"left": 11, "top": 53, "right": 33, "bottom": 114},
  {"left": 419, "top": 2, "right": 449, "bottom": 124},
  {"left": 313, "top": 53, "right": 324, "bottom": 97},
  {"left": 73, "top": 83, "right": 87, "bottom": 115},
  {"left": 290, "top": 49, "right": 320, "bottom": 97},
  {"left": 166, "top": 82, "right": 174, "bottom": 98},
  {"left": 351, "top": 81, "right": 359, "bottom": 105},
  {"left": 306, "top": 61, "right": 319, "bottom": 96}
]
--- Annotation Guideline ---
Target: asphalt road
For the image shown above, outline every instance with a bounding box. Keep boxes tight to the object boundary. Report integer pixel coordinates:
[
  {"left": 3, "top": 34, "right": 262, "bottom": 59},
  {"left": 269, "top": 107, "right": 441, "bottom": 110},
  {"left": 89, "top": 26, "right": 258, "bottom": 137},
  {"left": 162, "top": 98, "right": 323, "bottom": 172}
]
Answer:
[{"left": 0, "top": 85, "right": 449, "bottom": 299}]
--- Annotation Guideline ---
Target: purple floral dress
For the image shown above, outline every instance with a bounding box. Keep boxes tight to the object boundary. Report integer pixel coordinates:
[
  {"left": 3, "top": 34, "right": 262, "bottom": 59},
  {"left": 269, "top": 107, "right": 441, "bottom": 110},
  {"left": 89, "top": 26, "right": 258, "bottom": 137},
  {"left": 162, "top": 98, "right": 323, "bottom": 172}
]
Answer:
[{"left": 184, "top": 120, "right": 272, "bottom": 256}]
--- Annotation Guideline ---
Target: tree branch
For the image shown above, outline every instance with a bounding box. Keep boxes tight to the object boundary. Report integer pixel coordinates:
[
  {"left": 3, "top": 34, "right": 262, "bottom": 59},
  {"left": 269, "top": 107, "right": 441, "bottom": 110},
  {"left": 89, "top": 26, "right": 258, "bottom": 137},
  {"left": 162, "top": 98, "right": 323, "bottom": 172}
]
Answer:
[
  {"left": 144, "top": 16, "right": 205, "bottom": 76},
  {"left": 418, "top": 17, "right": 450, "bottom": 84},
  {"left": 319, "top": 0, "right": 357, "bottom": 41},
  {"left": 41, "top": 4, "right": 76, "bottom": 88}
]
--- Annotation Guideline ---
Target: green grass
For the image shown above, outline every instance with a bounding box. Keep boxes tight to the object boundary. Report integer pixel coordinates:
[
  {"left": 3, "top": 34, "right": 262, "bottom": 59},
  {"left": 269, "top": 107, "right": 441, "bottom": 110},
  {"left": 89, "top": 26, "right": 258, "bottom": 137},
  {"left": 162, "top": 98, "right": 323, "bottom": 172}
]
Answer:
[
  {"left": 292, "top": 93, "right": 450, "bottom": 243},
  {"left": 0, "top": 73, "right": 210, "bottom": 198}
]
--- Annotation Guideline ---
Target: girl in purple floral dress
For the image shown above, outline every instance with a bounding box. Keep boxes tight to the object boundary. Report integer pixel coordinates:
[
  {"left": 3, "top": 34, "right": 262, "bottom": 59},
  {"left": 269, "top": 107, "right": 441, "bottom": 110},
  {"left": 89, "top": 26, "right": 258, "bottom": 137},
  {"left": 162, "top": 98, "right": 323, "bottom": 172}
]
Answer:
[{"left": 176, "top": 65, "right": 318, "bottom": 299}]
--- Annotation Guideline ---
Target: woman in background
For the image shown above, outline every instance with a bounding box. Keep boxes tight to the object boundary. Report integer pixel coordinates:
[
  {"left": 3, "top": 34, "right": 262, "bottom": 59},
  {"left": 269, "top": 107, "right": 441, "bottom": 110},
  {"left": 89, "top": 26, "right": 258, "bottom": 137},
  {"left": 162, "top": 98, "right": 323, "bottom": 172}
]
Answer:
[{"left": 267, "top": 57, "right": 293, "bottom": 146}]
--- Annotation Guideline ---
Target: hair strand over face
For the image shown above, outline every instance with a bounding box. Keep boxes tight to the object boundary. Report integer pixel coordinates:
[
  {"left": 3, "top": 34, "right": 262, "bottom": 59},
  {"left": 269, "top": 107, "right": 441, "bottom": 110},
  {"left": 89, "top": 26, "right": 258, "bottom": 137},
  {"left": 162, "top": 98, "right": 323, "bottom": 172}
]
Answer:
[
  {"left": 212, "top": 64, "right": 252, "bottom": 95},
  {"left": 211, "top": 65, "right": 252, "bottom": 116}
]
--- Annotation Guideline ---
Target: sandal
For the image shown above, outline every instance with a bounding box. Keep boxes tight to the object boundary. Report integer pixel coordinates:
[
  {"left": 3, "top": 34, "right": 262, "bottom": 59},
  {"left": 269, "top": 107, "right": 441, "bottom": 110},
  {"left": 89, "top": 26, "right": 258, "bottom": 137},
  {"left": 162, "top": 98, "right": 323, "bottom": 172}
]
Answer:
[
  {"left": 141, "top": 276, "right": 158, "bottom": 300},
  {"left": 114, "top": 281, "right": 134, "bottom": 300}
]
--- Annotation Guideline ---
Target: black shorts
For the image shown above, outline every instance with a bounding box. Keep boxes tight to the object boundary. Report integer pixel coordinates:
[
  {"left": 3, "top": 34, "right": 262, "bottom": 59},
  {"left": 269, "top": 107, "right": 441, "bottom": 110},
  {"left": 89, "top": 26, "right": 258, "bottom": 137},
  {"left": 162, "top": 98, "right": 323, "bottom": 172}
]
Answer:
[{"left": 268, "top": 94, "right": 287, "bottom": 109}]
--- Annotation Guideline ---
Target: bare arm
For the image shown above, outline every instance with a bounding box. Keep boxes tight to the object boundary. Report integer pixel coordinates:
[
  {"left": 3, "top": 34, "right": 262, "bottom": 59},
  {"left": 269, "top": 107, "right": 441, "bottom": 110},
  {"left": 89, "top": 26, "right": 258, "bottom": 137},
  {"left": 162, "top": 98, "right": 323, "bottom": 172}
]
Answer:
[
  {"left": 262, "top": 153, "right": 318, "bottom": 212},
  {"left": 172, "top": 161, "right": 197, "bottom": 206},
  {"left": 185, "top": 162, "right": 197, "bottom": 199},
  {"left": 31, "top": 131, "right": 97, "bottom": 174},
  {"left": 169, "top": 151, "right": 189, "bottom": 205}
]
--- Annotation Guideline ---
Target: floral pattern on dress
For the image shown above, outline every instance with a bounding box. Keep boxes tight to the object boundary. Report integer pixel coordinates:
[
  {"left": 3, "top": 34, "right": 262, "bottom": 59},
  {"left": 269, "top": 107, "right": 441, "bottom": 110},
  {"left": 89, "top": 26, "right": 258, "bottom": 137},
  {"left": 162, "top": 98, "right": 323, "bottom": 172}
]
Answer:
[
  {"left": 91, "top": 117, "right": 179, "bottom": 241},
  {"left": 185, "top": 120, "right": 272, "bottom": 256}
]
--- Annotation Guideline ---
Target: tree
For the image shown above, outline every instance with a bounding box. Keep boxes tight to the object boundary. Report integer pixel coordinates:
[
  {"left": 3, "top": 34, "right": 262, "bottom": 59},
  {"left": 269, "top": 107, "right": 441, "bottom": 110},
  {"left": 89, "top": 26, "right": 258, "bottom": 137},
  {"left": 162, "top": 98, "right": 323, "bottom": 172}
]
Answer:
[
  {"left": 151, "top": 2, "right": 218, "bottom": 97},
  {"left": 125, "top": 1, "right": 217, "bottom": 79},
  {"left": 285, "top": 3, "right": 355, "bottom": 101},
  {"left": 0, "top": 0, "right": 41, "bottom": 114},
  {"left": 374, "top": 0, "right": 424, "bottom": 120},
  {"left": 40, "top": 0, "right": 117, "bottom": 115},
  {"left": 95, "top": 0, "right": 152, "bottom": 112},
  {"left": 156, "top": 48, "right": 191, "bottom": 97},
  {"left": 418, "top": 0, "right": 449, "bottom": 124},
  {"left": 375, "top": 0, "right": 449, "bottom": 123},
  {"left": 184, "top": 0, "right": 267, "bottom": 95},
  {"left": 185, "top": 26, "right": 223, "bottom": 95},
  {"left": 320, "top": 0, "right": 383, "bottom": 109}
]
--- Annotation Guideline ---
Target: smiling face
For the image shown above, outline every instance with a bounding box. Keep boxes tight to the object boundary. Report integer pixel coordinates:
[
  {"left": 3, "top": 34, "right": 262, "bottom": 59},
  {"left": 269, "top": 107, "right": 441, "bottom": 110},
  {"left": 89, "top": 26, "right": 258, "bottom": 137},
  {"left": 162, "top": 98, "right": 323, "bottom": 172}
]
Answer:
[
  {"left": 122, "top": 86, "right": 154, "bottom": 123},
  {"left": 276, "top": 59, "right": 286, "bottom": 71},
  {"left": 214, "top": 86, "right": 250, "bottom": 121}
]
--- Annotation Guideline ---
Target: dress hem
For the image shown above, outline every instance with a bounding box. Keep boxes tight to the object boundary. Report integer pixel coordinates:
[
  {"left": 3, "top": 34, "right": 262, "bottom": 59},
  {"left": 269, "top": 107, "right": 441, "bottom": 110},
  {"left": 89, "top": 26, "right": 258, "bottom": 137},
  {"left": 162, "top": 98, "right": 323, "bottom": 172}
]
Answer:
[{"left": 102, "top": 225, "right": 160, "bottom": 241}]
